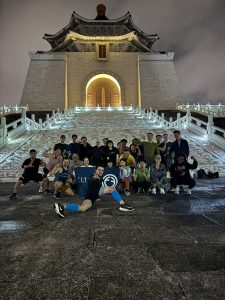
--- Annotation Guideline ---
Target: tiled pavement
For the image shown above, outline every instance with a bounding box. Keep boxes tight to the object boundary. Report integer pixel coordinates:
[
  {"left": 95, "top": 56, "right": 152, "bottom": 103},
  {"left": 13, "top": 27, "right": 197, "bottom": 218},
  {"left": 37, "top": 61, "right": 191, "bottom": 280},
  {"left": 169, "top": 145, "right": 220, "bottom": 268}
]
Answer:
[{"left": 0, "top": 178, "right": 225, "bottom": 299}]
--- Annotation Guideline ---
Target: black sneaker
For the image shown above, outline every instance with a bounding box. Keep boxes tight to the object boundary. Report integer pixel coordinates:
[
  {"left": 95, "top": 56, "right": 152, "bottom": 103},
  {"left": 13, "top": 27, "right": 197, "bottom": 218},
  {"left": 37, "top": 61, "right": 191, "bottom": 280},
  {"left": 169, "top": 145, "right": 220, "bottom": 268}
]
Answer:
[
  {"left": 54, "top": 203, "right": 65, "bottom": 218},
  {"left": 10, "top": 193, "right": 17, "bottom": 200},
  {"left": 54, "top": 191, "right": 61, "bottom": 199},
  {"left": 119, "top": 203, "right": 135, "bottom": 212}
]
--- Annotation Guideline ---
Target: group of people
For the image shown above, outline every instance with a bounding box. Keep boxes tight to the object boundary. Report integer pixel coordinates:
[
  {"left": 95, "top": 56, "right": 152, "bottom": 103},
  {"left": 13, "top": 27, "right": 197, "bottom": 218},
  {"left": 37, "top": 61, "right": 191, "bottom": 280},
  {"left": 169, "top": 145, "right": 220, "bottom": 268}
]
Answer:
[{"left": 9, "top": 130, "right": 198, "bottom": 217}]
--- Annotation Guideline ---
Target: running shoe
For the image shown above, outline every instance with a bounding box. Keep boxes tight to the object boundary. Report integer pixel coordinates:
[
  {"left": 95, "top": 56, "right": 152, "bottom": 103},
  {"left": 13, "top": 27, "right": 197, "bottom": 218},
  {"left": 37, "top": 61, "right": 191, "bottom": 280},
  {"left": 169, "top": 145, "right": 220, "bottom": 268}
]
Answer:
[
  {"left": 159, "top": 188, "right": 165, "bottom": 194},
  {"left": 54, "top": 203, "right": 65, "bottom": 218},
  {"left": 124, "top": 189, "right": 130, "bottom": 196},
  {"left": 152, "top": 188, "right": 156, "bottom": 194},
  {"left": 187, "top": 189, "right": 192, "bottom": 195},
  {"left": 9, "top": 193, "right": 17, "bottom": 200},
  {"left": 119, "top": 203, "right": 135, "bottom": 212},
  {"left": 175, "top": 187, "right": 180, "bottom": 194},
  {"left": 54, "top": 191, "right": 61, "bottom": 199}
]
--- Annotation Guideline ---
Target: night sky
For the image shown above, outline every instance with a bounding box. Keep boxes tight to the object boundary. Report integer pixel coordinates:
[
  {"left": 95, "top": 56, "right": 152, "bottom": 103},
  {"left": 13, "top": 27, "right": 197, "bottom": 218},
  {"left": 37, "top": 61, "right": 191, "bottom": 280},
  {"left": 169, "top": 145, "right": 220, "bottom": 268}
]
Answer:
[{"left": 0, "top": 0, "right": 225, "bottom": 106}]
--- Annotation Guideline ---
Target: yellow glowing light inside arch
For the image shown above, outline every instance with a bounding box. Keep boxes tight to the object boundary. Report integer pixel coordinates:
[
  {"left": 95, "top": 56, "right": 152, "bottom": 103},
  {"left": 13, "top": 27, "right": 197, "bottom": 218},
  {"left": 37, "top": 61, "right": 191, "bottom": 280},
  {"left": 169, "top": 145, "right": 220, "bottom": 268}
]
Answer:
[{"left": 86, "top": 74, "right": 121, "bottom": 107}]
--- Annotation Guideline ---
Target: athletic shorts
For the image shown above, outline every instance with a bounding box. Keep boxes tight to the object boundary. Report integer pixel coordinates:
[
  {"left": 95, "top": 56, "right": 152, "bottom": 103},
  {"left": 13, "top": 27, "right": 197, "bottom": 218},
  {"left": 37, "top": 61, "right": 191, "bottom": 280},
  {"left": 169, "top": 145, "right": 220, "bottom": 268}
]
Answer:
[
  {"left": 86, "top": 186, "right": 105, "bottom": 204},
  {"left": 19, "top": 173, "right": 43, "bottom": 185},
  {"left": 54, "top": 174, "right": 68, "bottom": 184}
]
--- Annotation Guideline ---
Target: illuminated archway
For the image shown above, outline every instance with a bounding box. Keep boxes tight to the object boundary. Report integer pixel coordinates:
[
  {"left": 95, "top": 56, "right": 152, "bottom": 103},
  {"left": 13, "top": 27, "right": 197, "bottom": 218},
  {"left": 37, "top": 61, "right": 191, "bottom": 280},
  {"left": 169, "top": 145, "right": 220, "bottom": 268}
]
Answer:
[{"left": 86, "top": 74, "right": 121, "bottom": 107}]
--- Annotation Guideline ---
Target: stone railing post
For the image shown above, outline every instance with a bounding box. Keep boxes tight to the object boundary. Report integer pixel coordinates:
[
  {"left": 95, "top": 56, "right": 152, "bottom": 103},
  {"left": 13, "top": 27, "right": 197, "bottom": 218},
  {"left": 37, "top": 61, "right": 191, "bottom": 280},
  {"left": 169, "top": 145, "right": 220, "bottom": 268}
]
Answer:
[
  {"left": 52, "top": 110, "right": 56, "bottom": 124},
  {"left": 31, "top": 114, "right": 36, "bottom": 130},
  {"left": 149, "top": 107, "right": 152, "bottom": 118},
  {"left": 39, "top": 119, "right": 43, "bottom": 129},
  {"left": 161, "top": 113, "right": 165, "bottom": 126},
  {"left": 155, "top": 109, "right": 158, "bottom": 121},
  {"left": 46, "top": 114, "right": 50, "bottom": 129},
  {"left": 0, "top": 116, "right": 7, "bottom": 144},
  {"left": 207, "top": 113, "right": 214, "bottom": 139},
  {"left": 21, "top": 107, "right": 26, "bottom": 127},
  {"left": 177, "top": 112, "right": 181, "bottom": 128},
  {"left": 186, "top": 107, "right": 191, "bottom": 128}
]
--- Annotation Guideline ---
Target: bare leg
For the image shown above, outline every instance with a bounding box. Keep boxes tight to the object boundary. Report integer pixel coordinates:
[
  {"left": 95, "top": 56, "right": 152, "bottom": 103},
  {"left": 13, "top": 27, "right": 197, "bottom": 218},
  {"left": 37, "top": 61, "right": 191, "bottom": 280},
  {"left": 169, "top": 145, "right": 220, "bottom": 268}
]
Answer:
[{"left": 13, "top": 180, "right": 23, "bottom": 193}]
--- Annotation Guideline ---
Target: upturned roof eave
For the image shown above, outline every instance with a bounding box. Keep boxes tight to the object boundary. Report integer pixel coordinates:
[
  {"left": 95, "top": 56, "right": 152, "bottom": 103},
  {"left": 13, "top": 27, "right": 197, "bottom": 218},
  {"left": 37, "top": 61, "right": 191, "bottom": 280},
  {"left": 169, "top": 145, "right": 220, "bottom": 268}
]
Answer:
[
  {"left": 43, "top": 11, "right": 131, "bottom": 41},
  {"left": 43, "top": 10, "right": 159, "bottom": 48}
]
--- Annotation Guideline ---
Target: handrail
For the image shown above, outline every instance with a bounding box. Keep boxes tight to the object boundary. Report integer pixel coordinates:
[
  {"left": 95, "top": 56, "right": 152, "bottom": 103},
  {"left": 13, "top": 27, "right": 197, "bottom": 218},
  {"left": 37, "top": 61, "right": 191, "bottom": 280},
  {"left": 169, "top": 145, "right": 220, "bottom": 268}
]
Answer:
[{"left": 0, "top": 105, "right": 224, "bottom": 151}]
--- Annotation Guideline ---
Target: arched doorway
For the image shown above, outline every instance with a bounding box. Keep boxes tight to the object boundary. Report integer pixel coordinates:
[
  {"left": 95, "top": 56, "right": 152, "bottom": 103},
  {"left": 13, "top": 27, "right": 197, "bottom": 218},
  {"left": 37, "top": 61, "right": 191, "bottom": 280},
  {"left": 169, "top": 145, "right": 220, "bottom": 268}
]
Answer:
[{"left": 86, "top": 74, "right": 121, "bottom": 107}]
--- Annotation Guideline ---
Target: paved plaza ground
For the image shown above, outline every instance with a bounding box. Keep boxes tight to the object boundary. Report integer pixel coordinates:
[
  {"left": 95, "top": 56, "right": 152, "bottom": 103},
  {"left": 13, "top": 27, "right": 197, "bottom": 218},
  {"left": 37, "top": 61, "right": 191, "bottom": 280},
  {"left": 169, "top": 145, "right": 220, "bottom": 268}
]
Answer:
[{"left": 0, "top": 179, "right": 225, "bottom": 299}]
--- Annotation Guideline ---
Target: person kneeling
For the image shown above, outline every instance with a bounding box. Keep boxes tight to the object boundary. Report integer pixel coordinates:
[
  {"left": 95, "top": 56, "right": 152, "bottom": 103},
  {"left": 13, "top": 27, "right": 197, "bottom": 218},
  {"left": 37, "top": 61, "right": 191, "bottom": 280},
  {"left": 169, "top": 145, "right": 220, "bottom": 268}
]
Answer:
[
  {"left": 54, "top": 166, "right": 135, "bottom": 218},
  {"left": 170, "top": 154, "right": 198, "bottom": 194}
]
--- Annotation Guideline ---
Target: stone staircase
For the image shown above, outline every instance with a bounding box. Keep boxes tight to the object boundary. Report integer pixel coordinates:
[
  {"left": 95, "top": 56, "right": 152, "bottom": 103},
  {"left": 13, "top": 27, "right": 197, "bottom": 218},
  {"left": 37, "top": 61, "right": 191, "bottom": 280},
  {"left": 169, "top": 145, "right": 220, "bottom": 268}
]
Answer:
[{"left": 0, "top": 110, "right": 224, "bottom": 181}]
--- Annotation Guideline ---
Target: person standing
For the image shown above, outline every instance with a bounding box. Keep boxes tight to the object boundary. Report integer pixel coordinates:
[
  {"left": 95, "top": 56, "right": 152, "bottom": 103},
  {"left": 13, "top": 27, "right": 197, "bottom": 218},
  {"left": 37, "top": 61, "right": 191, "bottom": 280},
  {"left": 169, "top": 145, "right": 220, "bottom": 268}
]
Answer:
[
  {"left": 54, "top": 134, "right": 69, "bottom": 157},
  {"left": 170, "top": 130, "right": 189, "bottom": 159},
  {"left": 91, "top": 140, "right": 105, "bottom": 166},
  {"left": 137, "top": 133, "right": 160, "bottom": 167},
  {"left": 159, "top": 133, "right": 173, "bottom": 171},
  {"left": 106, "top": 140, "right": 119, "bottom": 166},
  {"left": 79, "top": 136, "right": 92, "bottom": 160},
  {"left": 69, "top": 134, "right": 80, "bottom": 158}
]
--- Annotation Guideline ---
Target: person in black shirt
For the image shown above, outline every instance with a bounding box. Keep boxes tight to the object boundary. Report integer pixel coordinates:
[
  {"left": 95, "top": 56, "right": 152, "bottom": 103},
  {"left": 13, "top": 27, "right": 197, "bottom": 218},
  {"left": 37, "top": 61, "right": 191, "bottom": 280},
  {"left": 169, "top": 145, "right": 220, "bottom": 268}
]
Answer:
[
  {"left": 69, "top": 134, "right": 80, "bottom": 158},
  {"left": 91, "top": 140, "right": 105, "bottom": 166},
  {"left": 10, "top": 149, "right": 46, "bottom": 199},
  {"left": 79, "top": 136, "right": 92, "bottom": 160},
  {"left": 106, "top": 140, "right": 119, "bottom": 166},
  {"left": 99, "top": 137, "right": 108, "bottom": 165},
  {"left": 54, "top": 166, "right": 135, "bottom": 218},
  {"left": 170, "top": 154, "right": 198, "bottom": 195},
  {"left": 54, "top": 134, "right": 70, "bottom": 158},
  {"left": 170, "top": 130, "right": 189, "bottom": 159}
]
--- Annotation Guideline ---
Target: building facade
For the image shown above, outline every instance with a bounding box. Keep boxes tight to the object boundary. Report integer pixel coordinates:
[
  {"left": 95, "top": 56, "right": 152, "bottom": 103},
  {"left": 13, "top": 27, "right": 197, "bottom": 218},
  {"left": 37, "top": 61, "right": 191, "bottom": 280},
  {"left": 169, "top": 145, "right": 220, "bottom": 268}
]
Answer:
[{"left": 20, "top": 5, "right": 180, "bottom": 111}]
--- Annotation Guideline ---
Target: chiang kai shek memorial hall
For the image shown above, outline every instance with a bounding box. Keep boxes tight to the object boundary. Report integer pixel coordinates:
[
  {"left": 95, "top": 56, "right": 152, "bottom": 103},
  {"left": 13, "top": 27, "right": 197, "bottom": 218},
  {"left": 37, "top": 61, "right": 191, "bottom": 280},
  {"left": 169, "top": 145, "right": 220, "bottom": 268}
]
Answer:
[
  {"left": 0, "top": 4, "right": 225, "bottom": 179},
  {"left": 20, "top": 4, "right": 179, "bottom": 111}
]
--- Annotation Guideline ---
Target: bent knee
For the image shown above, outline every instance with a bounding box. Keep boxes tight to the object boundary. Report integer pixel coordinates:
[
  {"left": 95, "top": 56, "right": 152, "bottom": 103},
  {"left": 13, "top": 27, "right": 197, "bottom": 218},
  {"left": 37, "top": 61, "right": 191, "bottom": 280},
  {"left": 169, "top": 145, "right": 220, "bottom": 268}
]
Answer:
[{"left": 79, "top": 206, "right": 89, "bottom": 212}]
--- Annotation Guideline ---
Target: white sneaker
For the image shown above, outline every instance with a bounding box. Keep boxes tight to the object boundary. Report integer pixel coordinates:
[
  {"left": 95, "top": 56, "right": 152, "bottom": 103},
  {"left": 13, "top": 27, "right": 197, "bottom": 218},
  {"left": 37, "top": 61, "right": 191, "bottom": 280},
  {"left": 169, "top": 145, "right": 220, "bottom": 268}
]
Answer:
[
  {"left": 124, "top": 190, "right": 130, "bottom": 196},
  {"left": 159, "top": 188, "right": 165, "bottom": 194},
  {"left": 39, "top": 186, "right": 43, "bottom": 193},
  {"left": 152, "top": 188, "right": 156, "bottom": 194},
  {"left": 187, "top": 189, "right": 192, "bottom": 195},
  {"left": 175, "top": 187, "right": 179, "bottom": 194}
]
